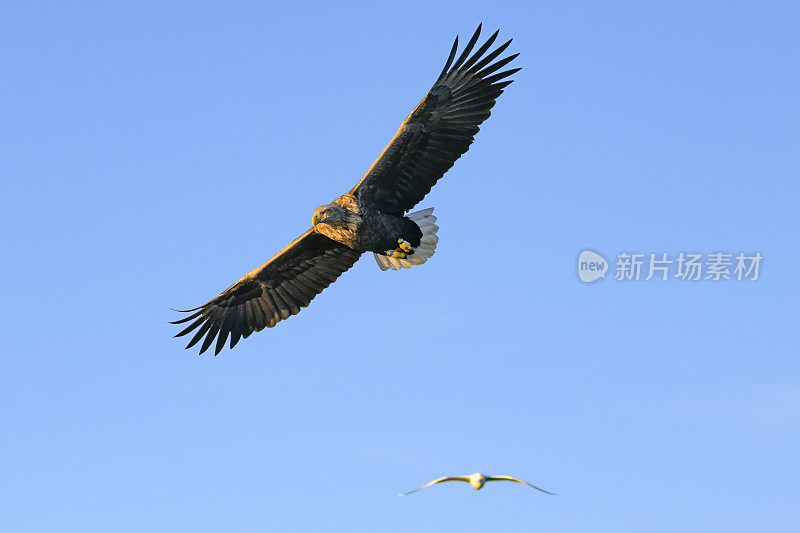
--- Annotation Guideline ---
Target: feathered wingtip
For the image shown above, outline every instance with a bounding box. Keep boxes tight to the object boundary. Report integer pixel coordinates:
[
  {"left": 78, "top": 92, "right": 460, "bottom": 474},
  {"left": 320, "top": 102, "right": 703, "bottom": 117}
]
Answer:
[
  {"left": 436, "top": 23, "right": 521, "bottom": 87},
  {"left": 169, "top": 305, "right": 225, "bottom": 356},
  {"left": 169, "top": 307, "right": 203, "bottom": 326}
]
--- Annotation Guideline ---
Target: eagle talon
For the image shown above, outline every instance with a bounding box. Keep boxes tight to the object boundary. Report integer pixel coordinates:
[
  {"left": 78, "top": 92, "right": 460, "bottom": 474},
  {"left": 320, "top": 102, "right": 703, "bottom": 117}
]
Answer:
[{"left": 398, "top": 238, "right": 415, "bottom": 253}]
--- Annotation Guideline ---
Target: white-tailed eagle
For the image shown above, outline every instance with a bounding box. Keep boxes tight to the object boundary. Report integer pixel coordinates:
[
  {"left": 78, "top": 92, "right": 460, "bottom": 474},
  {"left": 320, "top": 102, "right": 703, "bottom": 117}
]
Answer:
[{"left": 173, "top": 24, "right": 520, "bottom": 354}]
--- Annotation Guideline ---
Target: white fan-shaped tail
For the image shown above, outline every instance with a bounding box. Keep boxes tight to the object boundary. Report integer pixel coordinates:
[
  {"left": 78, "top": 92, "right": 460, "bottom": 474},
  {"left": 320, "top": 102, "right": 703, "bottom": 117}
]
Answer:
[{"left": 374, "top": 207, "right": 439, "bottom": 271}]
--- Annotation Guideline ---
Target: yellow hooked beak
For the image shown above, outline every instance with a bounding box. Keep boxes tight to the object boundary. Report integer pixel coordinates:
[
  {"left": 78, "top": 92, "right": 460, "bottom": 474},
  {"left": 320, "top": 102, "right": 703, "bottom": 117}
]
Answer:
[{"left": 312, "top": 212, "right": 322, "bottom": 226}]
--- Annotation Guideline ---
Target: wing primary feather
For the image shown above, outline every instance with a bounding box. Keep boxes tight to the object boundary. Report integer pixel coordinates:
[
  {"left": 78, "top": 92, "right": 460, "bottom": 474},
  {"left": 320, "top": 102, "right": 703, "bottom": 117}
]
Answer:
[
  {"left": 449, "top": 23, "right": 482, "bottom": 73},
  {"left": 490, "top": 79, "right": 515, "bottom": 91},
  {"left": 214, "top": 329, "right": 228, "bottom": 355},
  {"left": 437, "top": 35, "right": 459, "bottom": 82},
  {"left": 461, "top": 29, "right": 499, "bottom": 72},
  {"left": 476, "top": 53, "right": 520, "bottom": 78},
  {"left": 170, "top": 309, "right": 203, "bottom": 324},
  {"left": 170, "top": 305, "right": 204, "bottom": 313},
  {"left": 447, "top": 96, "right": 501, "bottom": 114},
  {"left": 229, "top": 307, "right": 242, "bottom": 349},
  {"left": 448, "top": 29, "right": 501, "bottom": 88},
  {"left": 229, "top": 330, "right": 241, "bottom": 349},
  {"left": 482, "top": 68, "right": 521, "bottom": 85},
  {"left": 214, "top": 311, "right": 234, "bottom": 355},
  {"left": 185, "top": 320, "right": 211, "bottom": 349},
  {"left": 175, "top": 315, "right": 206, "bottom": 338},
  {"left": 469, "top": 38, "right": 513, "bottom": 73},
  {"left": 198, "top": 324, "right": 220, "bottom": 354}
]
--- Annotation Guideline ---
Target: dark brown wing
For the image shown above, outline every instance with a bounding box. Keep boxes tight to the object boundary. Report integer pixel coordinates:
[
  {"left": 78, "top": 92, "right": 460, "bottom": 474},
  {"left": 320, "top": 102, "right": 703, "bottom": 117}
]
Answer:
[
  {"left": 351, "top": 24, "right": 520, "bottom": 214},
  {"left": 171, "top": 229, "right": 362, "bottom": 355}
]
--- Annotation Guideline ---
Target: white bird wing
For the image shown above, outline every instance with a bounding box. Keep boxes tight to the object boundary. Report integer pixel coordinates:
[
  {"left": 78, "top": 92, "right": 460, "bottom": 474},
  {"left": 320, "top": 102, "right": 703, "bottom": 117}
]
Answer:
[
  {"left": 484, "top": 475, "right": 555, "bottom": 495},
  {"left": 401, "top": 476, "right": 470, "bottom": 496}
]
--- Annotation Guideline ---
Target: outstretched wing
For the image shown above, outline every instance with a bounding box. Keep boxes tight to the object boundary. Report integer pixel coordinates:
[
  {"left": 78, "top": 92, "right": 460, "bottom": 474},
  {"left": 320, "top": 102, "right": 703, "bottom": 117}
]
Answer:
[
  {"left": 401, "top": 476, "right": 470, "bottom": 496},
  {"left": 352, "top": 24, "right": 520, "bottom": 215},
  {"left": 172, "top": 229, "right": 362, "bottom": 355},
  {"left": 484, "top": 475, "right": 554, "bottom": 495}
]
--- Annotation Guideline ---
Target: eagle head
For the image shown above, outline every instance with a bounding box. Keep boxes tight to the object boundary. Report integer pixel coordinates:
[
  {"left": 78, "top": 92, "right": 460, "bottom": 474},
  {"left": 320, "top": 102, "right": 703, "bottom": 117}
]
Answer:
[{"left": 312, "top": 203, "right": 356, "bottom": 230}]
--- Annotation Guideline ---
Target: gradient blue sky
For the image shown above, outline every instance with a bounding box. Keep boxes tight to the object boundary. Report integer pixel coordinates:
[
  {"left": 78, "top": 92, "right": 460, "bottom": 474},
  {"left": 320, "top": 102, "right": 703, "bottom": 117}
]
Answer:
[{"left": 2, "top": 1, "right": 799, "bottom": 531}]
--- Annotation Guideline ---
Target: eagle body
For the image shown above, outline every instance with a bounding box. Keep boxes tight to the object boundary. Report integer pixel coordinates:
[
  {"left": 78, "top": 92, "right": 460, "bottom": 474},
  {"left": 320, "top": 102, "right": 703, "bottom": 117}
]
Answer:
[
  {"left": 173, "top": 24, "right": 520, "bottom": 354},
  {"left": 312, "top": 194, "right": 423, "bottom": 253}
]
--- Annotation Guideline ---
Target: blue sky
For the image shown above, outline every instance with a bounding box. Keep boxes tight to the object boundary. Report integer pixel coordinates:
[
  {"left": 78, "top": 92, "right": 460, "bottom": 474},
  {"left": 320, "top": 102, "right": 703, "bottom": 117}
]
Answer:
[{"left": 2, "top": 1, "right": 798, "bottom": 531}]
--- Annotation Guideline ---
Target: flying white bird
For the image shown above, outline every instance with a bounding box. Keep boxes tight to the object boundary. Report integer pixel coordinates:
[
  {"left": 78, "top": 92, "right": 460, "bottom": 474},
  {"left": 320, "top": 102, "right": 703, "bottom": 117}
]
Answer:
[{"left": 401, "top": 473, "right": 554, "bottom": 496}]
